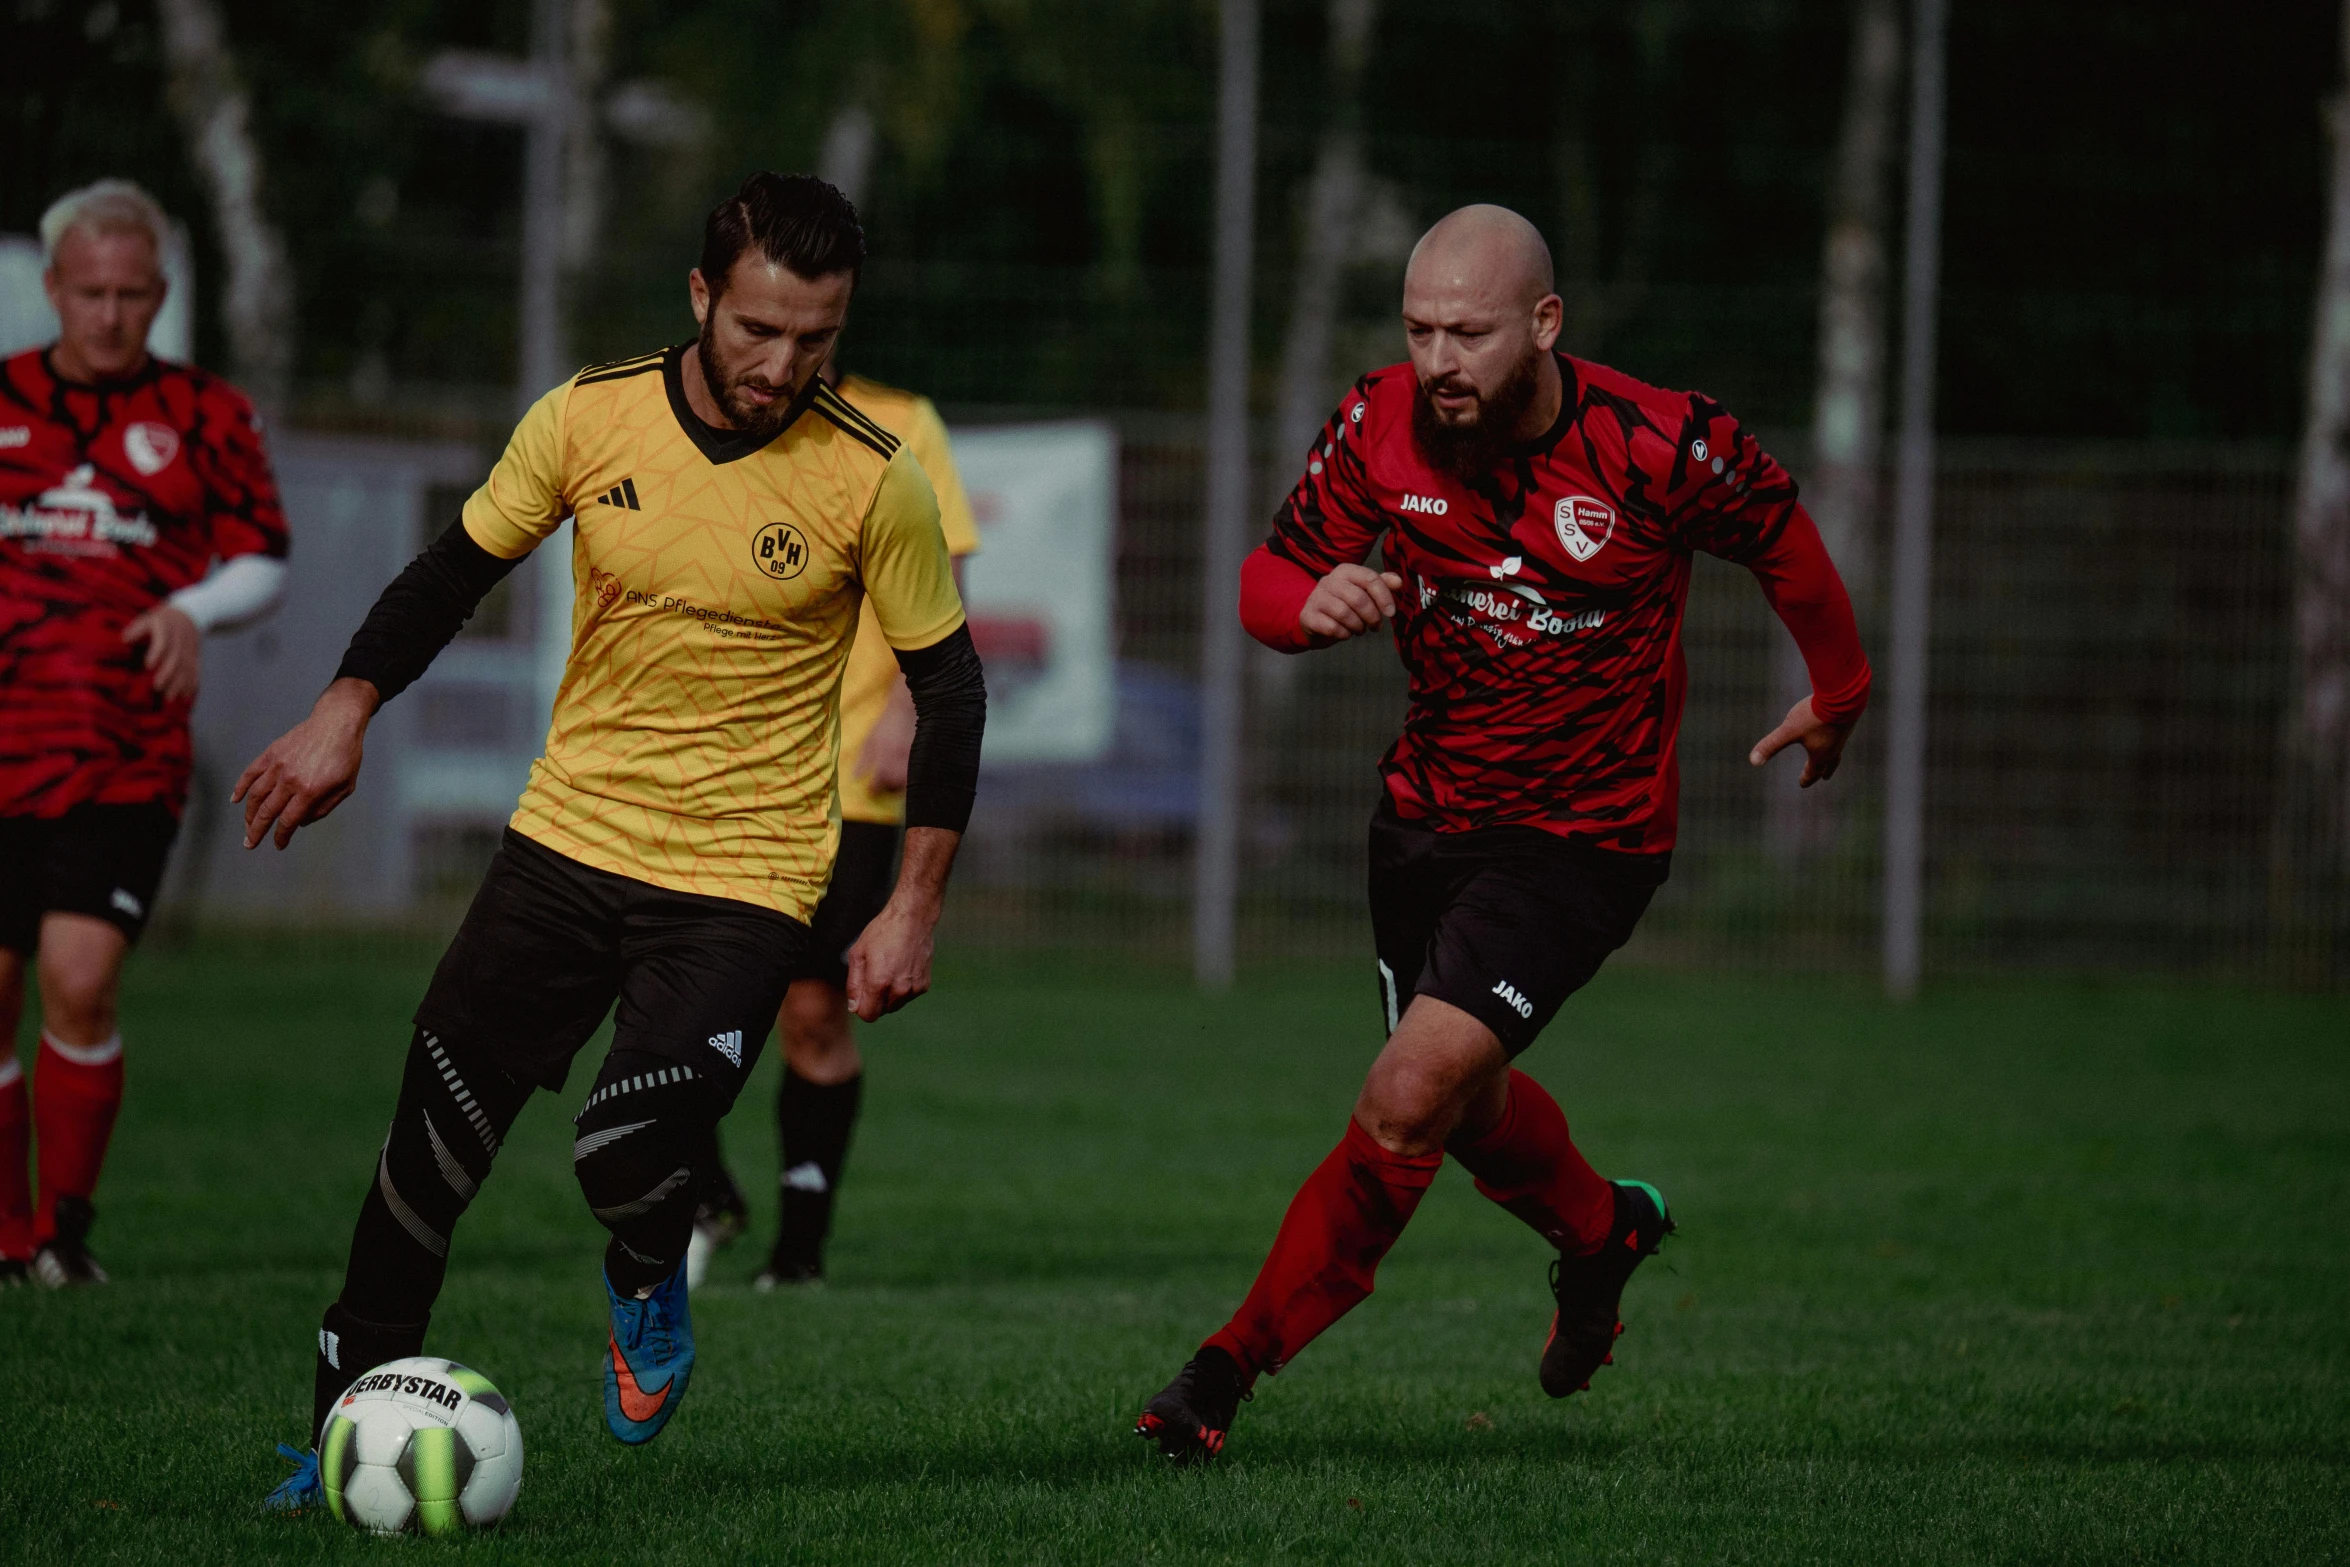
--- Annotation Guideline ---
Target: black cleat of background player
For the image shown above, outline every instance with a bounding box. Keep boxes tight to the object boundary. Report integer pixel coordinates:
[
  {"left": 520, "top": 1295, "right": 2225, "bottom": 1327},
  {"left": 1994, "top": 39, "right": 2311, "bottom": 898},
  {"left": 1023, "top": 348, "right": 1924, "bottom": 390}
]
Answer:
[
  {"left": 32, "top": 1194, "right": 109, "bottom": 1287},
  {"left": 1541, "top": 1180, "right": 1672, "bottom": 1397},
  {"left": 1136, "top": 1345, "right": 1247, "bottom": 1464}
]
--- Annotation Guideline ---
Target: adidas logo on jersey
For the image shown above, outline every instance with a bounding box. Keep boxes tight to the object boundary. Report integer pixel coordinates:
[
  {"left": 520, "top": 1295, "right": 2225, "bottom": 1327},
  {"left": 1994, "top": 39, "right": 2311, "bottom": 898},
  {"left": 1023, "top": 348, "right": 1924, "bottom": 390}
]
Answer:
[
  {"left": 707, "top": 1029, "right": 743, "bottom": 1067},
  {"left": 1490, "top": 979, "right": 1535, "bottom": 1019},
  {"left": 595, "top": 477, "right": 642, "bottom": 510},
  {"left": 1399, "top": 493, "right": 1449, "bottom": 516}
]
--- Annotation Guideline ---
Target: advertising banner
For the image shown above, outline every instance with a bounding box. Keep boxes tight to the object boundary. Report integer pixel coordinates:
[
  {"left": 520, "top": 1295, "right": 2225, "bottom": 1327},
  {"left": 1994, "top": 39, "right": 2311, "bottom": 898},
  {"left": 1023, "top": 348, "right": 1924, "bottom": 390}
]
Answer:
[{"left": 952, "top": 419, "right": 1118, "bottom": 765}]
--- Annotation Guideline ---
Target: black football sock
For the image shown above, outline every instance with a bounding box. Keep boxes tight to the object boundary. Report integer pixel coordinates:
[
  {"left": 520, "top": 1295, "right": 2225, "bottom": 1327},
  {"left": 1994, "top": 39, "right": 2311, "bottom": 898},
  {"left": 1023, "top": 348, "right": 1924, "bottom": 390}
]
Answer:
[
  {"left": 312, "top": 1301, "right": 428, "bottom": 1443},
  {"left": 773, "top": 1068, "right": 862, "bottom": 1271}
]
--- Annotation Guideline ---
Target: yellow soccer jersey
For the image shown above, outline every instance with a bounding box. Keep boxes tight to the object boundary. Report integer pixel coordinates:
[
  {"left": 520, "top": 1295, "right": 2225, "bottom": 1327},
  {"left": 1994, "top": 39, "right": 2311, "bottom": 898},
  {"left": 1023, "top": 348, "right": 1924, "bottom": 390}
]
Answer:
[
  {"left": 831, "top": 375, "right": 981, "bottom": 825},
  {"left": 460, "top": 345, "right": 965, "bottom": 921}
]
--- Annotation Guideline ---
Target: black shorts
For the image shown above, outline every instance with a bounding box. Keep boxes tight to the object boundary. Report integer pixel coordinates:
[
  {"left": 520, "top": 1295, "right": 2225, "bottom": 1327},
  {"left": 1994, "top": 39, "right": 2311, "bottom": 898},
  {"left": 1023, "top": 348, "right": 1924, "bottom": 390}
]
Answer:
[
  {"left": 802, "top": 821, "right": 901, "bottom": 990},
  {"left": 1368, "top": 801, "right": 1668, "bottom": 1056},
  {"left": 415, "top": 829, "right": 811, "bottom": 1095},
  {"left": 0, "top": 802, "right": 181, "bottom": 953}
]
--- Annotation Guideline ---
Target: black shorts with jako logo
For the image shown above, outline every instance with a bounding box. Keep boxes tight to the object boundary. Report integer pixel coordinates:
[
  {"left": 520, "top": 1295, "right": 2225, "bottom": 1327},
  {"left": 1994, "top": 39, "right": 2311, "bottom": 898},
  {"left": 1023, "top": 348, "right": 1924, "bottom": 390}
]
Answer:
[
  {"left": 1367, "top": 799, "right": 1668, "bottom": 1056},
  {"left": 0, "top": 802, "right": 181, "bottom": 953}
]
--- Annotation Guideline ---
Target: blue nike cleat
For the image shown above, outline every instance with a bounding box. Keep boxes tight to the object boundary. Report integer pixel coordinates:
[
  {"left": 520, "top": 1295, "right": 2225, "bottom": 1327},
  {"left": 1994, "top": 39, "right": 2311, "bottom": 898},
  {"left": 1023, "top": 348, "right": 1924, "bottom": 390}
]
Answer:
[
  {"left": 603, "top": 1259, "right": 695, "bottom": 1445},
  {"left": 261, "top": 1443, "right": 322, "bottom": 1513}
]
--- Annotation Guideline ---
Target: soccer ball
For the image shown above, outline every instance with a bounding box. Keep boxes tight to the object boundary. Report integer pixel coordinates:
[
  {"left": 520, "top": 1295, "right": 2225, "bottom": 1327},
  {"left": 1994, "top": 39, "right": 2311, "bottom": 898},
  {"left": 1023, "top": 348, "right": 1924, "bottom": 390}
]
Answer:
[{"left": 320, "top": 1356, "right": 523, "bottom": 1536}]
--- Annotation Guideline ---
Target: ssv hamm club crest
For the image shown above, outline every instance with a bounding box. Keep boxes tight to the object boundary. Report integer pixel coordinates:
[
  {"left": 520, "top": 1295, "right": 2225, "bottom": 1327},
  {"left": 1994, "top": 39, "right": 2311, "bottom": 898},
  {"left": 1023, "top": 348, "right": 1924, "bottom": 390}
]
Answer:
[{"left": 1554, "top": 495, "right": 1616, "bottom": 563}]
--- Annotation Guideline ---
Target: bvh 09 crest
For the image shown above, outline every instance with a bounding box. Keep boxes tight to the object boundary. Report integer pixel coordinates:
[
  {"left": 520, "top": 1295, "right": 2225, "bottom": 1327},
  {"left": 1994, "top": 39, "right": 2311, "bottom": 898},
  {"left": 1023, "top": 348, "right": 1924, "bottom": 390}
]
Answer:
[{"left": 320, "top": 1356, "right": 523, "bottom": 1536}]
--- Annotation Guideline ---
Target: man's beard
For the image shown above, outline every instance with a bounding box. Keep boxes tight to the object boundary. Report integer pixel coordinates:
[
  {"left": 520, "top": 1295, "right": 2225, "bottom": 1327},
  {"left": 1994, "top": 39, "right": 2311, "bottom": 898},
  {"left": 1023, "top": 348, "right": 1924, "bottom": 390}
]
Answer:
[
  {"left": 696, "top": 314, "right": 798, "bottom": 443},
  {"left": 1410, "top": 350, "right": 1543, "bottom": 480}
]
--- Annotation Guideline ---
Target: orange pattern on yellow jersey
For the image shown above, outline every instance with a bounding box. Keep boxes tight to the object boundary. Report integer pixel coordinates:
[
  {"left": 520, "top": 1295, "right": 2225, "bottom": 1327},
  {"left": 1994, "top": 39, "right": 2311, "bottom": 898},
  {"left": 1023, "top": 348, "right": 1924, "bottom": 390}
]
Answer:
[
  {"left": 460, "top": 345, "right": 964, "bottom": 920},
  {"left": 830, "top": 375, "right": 981, "bottom": 826}
]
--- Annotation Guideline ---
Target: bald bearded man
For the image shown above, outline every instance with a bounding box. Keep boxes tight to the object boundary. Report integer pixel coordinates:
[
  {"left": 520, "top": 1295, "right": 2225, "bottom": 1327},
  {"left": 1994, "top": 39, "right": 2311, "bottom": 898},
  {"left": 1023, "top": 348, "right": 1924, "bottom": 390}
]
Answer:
[{"left": 1136, "top": 206, "right": 1871, "bottom": 1462}]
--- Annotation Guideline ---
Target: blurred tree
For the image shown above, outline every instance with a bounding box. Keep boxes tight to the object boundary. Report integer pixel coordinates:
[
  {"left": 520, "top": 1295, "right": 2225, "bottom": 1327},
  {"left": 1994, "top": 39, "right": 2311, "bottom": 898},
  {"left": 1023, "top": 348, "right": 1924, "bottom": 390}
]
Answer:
[
  {"left": 2279, "top": 0, "right": 2350, "bottom": 960},
  {"left": 1770, "top": 0, "right": 1901, "bottom": 860},
  {"left": 1548, "top": 0, "right": 1685, "bottom": 363},
  {"left": 1271, "top": 0, "right": 1375, "bottom": 479},
  {"left": 157, "top": 0, "right": 294, "bottom": 416}
]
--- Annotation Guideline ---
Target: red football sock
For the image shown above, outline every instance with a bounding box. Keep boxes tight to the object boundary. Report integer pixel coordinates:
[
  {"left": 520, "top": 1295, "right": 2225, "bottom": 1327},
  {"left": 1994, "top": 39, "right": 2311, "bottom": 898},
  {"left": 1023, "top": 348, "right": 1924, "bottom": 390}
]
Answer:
[
  {"left": 0, "top": 1050, "right": 30, "bottom": 1261},
  {"left": 1448, "top": 1068, "right": 1614, "bottom": 1255},
  {"left": 33, "top": 1031, "right": 123, "bottom": 1245},
  {"left": 1204, "top": 1118, "right": 1441, "bottom": 1382}
]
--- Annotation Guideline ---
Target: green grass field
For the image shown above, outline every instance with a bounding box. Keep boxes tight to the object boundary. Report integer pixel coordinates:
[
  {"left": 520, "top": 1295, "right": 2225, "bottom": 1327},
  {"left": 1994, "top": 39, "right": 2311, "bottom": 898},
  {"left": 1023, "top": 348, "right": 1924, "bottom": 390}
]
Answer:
[{"left": 3, "top": 940, "right": 2346, "bottom": 1563}]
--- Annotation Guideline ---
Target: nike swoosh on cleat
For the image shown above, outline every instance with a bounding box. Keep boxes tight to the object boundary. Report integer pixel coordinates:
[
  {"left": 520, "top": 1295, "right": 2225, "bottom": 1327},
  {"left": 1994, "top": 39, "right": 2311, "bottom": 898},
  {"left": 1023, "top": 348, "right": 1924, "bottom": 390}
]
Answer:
[{"left": 609, "top": 1333, "right": 673, "bottom": 1422}]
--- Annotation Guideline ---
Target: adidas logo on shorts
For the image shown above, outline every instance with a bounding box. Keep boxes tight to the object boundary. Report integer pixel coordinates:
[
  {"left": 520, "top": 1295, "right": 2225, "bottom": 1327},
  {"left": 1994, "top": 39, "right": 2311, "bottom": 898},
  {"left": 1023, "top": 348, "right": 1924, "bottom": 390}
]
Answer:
[{"left": 707, "top": 1029, "right": 743, "bottom": 1067}]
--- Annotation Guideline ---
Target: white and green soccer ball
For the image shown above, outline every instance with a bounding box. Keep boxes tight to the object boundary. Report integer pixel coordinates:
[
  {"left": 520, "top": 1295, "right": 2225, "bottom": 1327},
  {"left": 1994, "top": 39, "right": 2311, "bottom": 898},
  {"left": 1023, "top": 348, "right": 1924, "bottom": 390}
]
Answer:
[{"left": 320, "top": 1356, "right": 522, "bottom": 1536}]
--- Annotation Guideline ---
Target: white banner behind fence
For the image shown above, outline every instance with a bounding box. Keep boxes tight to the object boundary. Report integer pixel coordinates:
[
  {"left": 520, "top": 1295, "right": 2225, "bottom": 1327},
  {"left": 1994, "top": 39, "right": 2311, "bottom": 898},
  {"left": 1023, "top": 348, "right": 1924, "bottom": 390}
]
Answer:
[{"left": 954, "top": 419, "right": 1119, "bottom": 765}]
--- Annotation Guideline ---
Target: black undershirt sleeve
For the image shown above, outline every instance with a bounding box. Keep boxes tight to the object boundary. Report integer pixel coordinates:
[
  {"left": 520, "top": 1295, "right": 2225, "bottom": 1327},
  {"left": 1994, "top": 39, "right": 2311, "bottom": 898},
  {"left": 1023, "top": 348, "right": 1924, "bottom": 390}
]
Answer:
[
  {"left": 334, "top": 518, "right": 527, "bottom": 704},
  {"left": 893, "top": 624, "right": 987, "bottom": 833}
]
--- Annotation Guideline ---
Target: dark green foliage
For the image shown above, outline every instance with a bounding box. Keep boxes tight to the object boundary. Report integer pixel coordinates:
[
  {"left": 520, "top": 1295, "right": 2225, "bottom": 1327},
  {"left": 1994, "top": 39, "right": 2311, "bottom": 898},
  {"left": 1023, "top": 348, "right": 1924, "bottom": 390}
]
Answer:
[
  {"left": 1, "top": 940, "right": 2344, "bottom": 1561},
  {"left": 0, "top": 2, "right": 2335, "bottom": 435}
]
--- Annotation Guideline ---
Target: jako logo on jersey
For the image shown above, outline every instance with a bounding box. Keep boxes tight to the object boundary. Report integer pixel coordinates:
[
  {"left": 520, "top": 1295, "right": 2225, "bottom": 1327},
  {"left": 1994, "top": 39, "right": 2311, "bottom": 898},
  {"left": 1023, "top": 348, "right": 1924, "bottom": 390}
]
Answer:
[
  {"left": 0, "top": 427, "right": 28, "bottom": 449},
  {"left": 1490, "top": 979, "right": 1535, "bottom": 1019},
  {"left": 123, "top": 422, "right": 180, "bottom": 476},
  {"left": 1554, "top": 495, "right": 1616, "bottom": 562},
  {"left": 708, "top": 1029, "right": 744, "bottom": 1067},
  {"left": 751, "top": 521, "right": 809, "bottom": 580},
  {"left": 109, "top": 888, "right": 143, "bottom": 919},
  {"left": 1399, "top": 493, "right": 1449, "bottom": 516}
]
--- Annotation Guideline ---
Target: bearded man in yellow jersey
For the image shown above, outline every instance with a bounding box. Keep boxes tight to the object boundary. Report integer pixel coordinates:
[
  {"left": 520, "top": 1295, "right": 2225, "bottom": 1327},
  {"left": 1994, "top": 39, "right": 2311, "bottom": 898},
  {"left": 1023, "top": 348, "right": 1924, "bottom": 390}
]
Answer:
[
  {"left": 232, "top": 175, "right": 987, "bottom": 1503},
  {"left": 683, "top": 362, "right": 982, "bottom": 1290}
]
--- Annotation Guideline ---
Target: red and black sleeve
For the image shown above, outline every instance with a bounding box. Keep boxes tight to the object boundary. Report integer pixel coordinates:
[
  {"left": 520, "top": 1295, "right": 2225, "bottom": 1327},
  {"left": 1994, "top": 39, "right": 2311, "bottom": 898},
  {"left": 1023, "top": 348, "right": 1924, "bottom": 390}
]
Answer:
[
  {"left": 1671, "top": 400, "right": 1872, "bottom": 726},
  {"left": 1242, "top": 382, "right": 1391, "bottom": 652},
  {"left": 191, "top": 379, "right": 289, "bottom": 561}
]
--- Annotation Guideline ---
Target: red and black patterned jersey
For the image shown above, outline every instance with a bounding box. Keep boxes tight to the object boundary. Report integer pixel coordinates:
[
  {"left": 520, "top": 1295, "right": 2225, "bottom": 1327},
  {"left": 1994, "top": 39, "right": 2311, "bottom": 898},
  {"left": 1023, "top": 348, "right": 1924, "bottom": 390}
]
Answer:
[
  {"left": 1243, "top": 354, "right": 1869, "bottom": 853},
  {"left": 0, "top": 348, "right": 288, "bottom": 817}
]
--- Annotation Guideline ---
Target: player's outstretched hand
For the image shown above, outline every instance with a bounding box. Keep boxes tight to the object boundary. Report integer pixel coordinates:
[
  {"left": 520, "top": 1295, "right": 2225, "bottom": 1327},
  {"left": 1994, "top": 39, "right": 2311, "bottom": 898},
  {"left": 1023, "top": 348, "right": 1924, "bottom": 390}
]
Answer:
[
  {"left": 122, "top": 605, "right": 201, "bottom": 702},
  {"left": 1299, "top": 563, "right": 1407, "bottom": 644},
  {"left": 234, "top": 678, "right": 380, "bottom": 850},
  {"left": 1748, "top": 695, "right": 1854, "bottom": 787}
]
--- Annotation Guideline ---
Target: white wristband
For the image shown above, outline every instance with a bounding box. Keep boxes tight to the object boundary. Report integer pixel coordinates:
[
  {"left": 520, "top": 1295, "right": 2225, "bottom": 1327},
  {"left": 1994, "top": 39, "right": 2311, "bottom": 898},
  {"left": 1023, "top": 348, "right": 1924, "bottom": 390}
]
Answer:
[{"left": 167, "top": 554, "right": 287, "bottom": 633}]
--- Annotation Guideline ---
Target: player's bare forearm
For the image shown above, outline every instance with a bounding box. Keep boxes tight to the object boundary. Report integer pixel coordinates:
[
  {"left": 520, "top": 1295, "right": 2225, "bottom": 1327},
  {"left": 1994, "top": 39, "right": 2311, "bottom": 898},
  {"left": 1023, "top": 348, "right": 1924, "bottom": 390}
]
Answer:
[
  {"left": 1747, "top": 695, "right": 1856, "bottom": 788},
  {"left": 1298, "top": 563, "right": 1406, "bottom": 645},
  {"left": 843, "top": 825, "right": 960, "bottom": 1021},
  {"left": 234, "top": 677, "right": 380, "bottom": 849}
]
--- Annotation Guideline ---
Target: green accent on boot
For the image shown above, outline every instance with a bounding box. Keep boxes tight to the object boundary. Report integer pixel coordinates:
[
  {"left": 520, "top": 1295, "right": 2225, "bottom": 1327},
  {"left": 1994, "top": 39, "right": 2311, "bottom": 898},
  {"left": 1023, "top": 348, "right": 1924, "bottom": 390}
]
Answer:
[{"left": 1621, "top": 1179, "right": 1670, "bottom": 1228}]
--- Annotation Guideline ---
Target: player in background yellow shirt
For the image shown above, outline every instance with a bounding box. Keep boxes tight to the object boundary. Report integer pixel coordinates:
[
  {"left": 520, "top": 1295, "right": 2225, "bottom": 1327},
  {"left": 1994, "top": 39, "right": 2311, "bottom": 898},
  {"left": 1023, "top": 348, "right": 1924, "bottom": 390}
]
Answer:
[
  {"left": 685, "top": 366, "right": 982, "bottom": 1289},
  {"left": 235, "top": 176, "right": 988, "bottom": 1502}
]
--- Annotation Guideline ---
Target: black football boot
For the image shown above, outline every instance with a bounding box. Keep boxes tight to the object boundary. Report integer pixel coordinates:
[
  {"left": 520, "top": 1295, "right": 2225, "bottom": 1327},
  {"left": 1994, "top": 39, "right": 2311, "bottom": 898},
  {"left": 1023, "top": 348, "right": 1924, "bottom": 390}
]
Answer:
[
  {"left": 1540, "top": 1179, "right": 1672, "bottom": 1397},
  {"left": 31, "top": 1194, "right": 108, "bottom": 1287},
  {"left": 1135, "top": 1345, "right": 1248, "bottom": 1465}
]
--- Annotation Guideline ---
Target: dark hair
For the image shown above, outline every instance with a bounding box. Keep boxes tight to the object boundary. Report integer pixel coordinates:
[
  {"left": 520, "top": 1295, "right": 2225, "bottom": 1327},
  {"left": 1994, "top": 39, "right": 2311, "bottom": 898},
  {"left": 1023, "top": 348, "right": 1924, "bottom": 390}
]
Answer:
[{"left": 699, "top": 172, "right": 866, "bottom": 295}]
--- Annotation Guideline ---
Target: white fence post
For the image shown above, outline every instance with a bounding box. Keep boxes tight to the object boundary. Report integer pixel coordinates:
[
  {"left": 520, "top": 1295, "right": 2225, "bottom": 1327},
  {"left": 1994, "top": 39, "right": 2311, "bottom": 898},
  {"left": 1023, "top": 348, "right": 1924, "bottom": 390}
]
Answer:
[
  {"left": 1882, "top": 0, "right": 1948, "bottom": 998},
  {"left": 1192, "top": 0, "right": 1261, "bottom": 991}
]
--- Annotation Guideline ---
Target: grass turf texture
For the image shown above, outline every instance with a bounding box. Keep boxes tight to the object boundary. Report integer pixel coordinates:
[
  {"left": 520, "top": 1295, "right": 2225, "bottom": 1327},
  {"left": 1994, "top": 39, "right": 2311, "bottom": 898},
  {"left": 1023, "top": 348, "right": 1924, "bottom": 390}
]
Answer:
[{"left": 3, "top": 941, "right": 2345, "bottom": 1564}]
